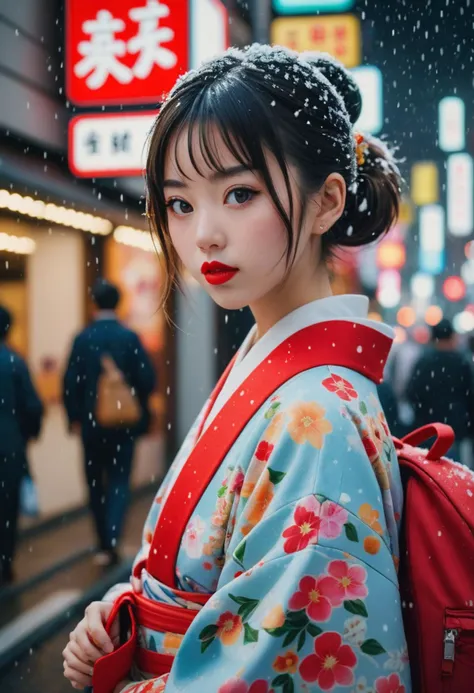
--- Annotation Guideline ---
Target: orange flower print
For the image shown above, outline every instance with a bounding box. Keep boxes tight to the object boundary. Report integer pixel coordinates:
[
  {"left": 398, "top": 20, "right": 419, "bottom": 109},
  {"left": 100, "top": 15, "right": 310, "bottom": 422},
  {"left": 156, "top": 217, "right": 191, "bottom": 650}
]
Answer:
[
  {"left": 162, "top": 632, "right": 183, "bottom": 654},
  {"left": 244, "top": 469, "right": 274, "bottom": 528},
  {"left": 261, "top": 604, "right": 285, "bottom": 629},
  {"left": 273, "top": 650, "right": 299, "bottom": 674},
  {"left": 364, "top": 536, "right": 381, "bottom": 555},
  {"left": 322, "top": 375, "right": 358, "bottom": 402},
  {"left": 216, "top": 611, "right": 243, "bottom": 646},
  {"left": 203, "top": 528, "right": 226, "bottom": 556},
  {"left": 266, "top": 411, "right": 285, "bottom": 443},
  {"left": 362, "top": 431, "right": 390, "bottom": 491},
  {"left": 367, "top": 416, "right": 385, "bottom": 455},
  {"left": 358, "top": 503, "right": 384, "bottom": 535},
  {"left": 212, "top": 496, "right": 232, "bottom": 528},
  {"left": 378, "top": 410, "right": 390, "bottom": 437},
  {"left": 287, "top": 402, "right": 332, "bottom": 448},
  {"left": 144, "top": 529, "right": 153, "bottom": 544}
]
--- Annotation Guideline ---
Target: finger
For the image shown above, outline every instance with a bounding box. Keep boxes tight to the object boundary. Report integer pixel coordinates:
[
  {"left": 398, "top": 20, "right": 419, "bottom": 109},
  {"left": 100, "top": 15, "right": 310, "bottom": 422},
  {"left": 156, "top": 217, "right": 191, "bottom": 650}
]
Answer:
[
  {"left": 85, "top": 606, "right": 115, "bottom": 654},
  {"left": 63, "top": 663, "right": 92, "bottom": 689},
  {"left": 74, "top": 629, "right": 105, "bottom": 662},
  {"left": 63, "top": 644, "right": 94, "bottom": 677},
  {"left": 67, "top": 638, "right": 98, "bottom": 666}
]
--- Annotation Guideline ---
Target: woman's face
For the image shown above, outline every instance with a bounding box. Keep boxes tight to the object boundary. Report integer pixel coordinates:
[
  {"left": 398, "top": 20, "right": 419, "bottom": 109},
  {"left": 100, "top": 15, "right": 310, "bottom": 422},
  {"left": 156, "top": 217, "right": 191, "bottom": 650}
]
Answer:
[{"left": 163, "top": 124, "right": 327, "bottom": 316}]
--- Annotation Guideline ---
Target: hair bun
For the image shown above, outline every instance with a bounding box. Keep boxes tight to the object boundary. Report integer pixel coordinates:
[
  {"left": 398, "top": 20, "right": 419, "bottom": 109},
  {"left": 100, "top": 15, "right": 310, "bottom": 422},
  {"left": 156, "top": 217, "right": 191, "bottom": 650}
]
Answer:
[{"left": 301, "top": 52, "right": 362, "bottom": 126}]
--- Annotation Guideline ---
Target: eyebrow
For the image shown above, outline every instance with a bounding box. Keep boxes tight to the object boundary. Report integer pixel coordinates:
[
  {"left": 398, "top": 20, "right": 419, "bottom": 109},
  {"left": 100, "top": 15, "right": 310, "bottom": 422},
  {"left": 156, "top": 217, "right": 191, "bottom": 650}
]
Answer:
[{"left": 163, "top": 164, "right": 252, "bottom": 188}]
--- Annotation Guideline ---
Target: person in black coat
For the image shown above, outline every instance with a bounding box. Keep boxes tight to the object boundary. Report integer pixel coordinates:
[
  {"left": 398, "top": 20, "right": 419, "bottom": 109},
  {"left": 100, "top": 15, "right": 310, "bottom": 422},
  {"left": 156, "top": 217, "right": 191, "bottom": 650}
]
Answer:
[
  {"left": 407, "top": 318, "right": 474, "bottom": 461},
  {"left": 63, "top": 280, "right": 156, "bottom": 566},
  {"left": 0, "top": 306, "right": 43, "bottom": 585}
]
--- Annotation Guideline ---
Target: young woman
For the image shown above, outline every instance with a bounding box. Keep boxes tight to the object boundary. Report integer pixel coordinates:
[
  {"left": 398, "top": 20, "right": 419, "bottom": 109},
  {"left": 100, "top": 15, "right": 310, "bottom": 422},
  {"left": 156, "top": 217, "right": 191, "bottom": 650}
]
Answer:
[{"left": 63, "top": 44, "right": 410, "bottom": 693}]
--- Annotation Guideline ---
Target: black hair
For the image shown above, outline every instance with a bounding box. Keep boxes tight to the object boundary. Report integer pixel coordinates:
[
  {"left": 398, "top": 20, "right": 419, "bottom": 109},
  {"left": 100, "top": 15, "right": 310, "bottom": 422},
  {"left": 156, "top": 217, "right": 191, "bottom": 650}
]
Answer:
[
  {"left": 91, "top": 279, "right": 121, "bottom": 310},
  {"left": 0, "top": 305, "right": 12, "bottom": 339},
  {"left": 146, "top": 44, "right": 402, "bottom": 307},
  {"left": 431, "top": 318, "right": 454, "bottom": 342}
]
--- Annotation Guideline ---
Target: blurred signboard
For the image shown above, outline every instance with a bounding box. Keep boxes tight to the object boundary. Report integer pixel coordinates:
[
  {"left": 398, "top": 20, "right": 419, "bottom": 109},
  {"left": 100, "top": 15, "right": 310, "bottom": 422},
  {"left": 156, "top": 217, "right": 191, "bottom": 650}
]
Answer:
[
  {"left": 190, "top": 0, "right": 229, "bottom": 69},
  {"left": 66, "top": 0, "right": 190, "bottom": 106},
  {"left": 271, "top": 15, "right": 361, "bottom": 68},
  {"left": 447, "top": 153, "right": 473, "bottom": 237},
  {"left": 438, "top": 96, "right": 465, "bottom": 152},
  {"left": 350, "top": 66, "right": 383, "bottom": 134},
  {"left": 69, "top": 112, "right": 156, "bottom": 177},
  {"left": 273, "top": 0, "right": 355, "bottom": 13},
  {"left": 411, "top": 161, "right": 439, "bottom": 206}
]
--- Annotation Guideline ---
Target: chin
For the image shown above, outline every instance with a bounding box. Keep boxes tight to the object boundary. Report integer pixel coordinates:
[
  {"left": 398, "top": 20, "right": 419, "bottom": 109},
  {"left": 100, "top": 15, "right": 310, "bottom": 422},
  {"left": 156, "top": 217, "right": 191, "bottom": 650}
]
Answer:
[{"left": 210, "top": 293, "right": 250, "bottom": 311}]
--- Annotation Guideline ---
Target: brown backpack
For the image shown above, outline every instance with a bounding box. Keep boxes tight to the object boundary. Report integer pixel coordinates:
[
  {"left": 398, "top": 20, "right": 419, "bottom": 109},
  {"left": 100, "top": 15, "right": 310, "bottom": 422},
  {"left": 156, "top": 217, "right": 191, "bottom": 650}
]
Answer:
[{"left": 95, "top": 355, "right": 141, "bottom": 428}]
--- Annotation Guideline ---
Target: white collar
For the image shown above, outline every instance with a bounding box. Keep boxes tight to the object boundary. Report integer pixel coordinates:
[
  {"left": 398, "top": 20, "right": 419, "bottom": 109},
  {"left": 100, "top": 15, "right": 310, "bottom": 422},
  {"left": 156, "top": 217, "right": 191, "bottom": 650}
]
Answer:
[{"left": 203, "top": 295, "right": 392, "bottom": 431}]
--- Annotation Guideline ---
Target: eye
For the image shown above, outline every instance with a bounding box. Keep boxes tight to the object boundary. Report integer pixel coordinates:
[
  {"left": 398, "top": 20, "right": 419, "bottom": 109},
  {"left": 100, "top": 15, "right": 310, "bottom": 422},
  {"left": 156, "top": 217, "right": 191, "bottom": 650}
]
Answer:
[
  {"left": 225, "top": 187, "right": 257, "bottom": 205},
  {"left": 166, "top": 198, "right": 193, "bottom": 216}
]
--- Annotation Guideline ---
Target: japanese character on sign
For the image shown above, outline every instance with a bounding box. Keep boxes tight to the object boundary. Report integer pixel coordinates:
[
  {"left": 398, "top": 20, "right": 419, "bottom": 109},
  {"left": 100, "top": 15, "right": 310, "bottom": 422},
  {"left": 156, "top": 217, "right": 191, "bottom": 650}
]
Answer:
[
  {"left": 66, "top": 0, "right": 189, "bottom": 105},
  {"left": 271, "top": 15, "right": 361, "bottom": 69},
  {"left": 69, "top": 112, "right": 157, "bottom": 177}
]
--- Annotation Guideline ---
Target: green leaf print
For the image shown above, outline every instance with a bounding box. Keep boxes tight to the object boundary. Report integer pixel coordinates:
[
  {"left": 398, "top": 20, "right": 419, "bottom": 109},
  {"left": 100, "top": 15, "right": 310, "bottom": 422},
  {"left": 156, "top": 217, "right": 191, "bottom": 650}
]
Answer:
[
  {"left": 306, "top": 623, "right": 322, "bottom": 638},
  {"left": 361, "top": 638, "right": 386, "bottom": 655},
  {"left": 360, "top": 400, "right": 368, "bottom": 415},
  {"left": 229, "top": 594, "right": 260, "bottom": 622},
  {"left": 148, "top": 636, "right": 157, "bottom": 652},
  {"left": 285, "top": 609, "right": 309, "bottom": 628},
  {"left": 265, "top": 626, "right": 286, "bottom": 637},
  {"left": 282, "top": 629, "right": 299, "bottom": 648},
  {"left": 344, "top": 599, "right": 369, "bottom": 618},
  {"left": 243, "top": 622, "right": 259, "bottom": 644},
  {"left": 198, "top": 624, "right": 218, "bottom": 653},
  {"left": 272, "top": 674, "right": 295, "bottom": 693},
  {"left": 297, "top": 630, "right": 306, "bottom": 652},
  {"left": 344, "top": 522, "right": 359, "bottom": 542},
  {"left": 268, "top": 468, "right": 286, "bottom": 485},
  {"left": 265, "top": 401, "right": 281, "bottom": 420},
  {"left": 217, "top": 486, "right": 227, "bottom": 498},
  {"left": 233, "top": 541, "right": 246, "bottom": 566}
]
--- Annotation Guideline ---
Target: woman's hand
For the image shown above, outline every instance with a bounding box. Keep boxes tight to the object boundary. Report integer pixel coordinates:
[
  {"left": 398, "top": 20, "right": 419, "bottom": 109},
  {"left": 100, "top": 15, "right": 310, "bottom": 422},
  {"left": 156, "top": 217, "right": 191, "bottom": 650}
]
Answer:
[{"left": 62, "top": 601, "right": 119, "bottom": 689}]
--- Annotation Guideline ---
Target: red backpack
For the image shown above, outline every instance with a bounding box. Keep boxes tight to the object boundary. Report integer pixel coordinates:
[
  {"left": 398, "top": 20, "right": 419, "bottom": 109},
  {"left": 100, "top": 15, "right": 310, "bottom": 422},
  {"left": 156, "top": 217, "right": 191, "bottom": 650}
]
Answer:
[{"left": 395, "top": 423, "right": 474, "bottom": 693}]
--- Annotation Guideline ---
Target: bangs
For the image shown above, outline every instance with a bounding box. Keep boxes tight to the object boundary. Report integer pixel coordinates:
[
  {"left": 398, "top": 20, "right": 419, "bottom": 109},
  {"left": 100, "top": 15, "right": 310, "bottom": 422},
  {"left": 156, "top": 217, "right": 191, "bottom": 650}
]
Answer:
[{"left": 164, "top": 76, "right": 283, "bottom": 183}]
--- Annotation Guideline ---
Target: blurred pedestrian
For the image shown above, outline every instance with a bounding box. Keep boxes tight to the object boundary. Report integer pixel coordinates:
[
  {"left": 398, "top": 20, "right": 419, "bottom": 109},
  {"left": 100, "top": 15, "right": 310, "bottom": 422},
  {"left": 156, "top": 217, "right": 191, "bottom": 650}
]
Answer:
[
  {"left": 0, "top": 305, "right": 43, "bottom": 585},
  {"left": 386, "top": 331, "right": 421, "bottom": 434},
  {"left": 63, "top": 279, "right": 156, "bottom": 566},
  {"left": 407, "top": 318, "right": 474, "bottom": 463}
]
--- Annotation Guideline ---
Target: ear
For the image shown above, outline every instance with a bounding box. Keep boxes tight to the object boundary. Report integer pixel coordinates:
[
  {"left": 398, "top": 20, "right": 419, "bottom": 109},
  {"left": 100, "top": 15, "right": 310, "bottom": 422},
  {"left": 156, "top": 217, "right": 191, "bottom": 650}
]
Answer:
[{"left": 311, "top": 173, "right": 346, "bottom": 236}]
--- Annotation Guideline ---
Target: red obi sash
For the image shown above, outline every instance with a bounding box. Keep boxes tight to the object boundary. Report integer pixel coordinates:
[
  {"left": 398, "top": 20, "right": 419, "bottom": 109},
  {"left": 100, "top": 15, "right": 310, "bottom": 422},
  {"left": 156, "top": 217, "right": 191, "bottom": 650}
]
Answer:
[{"left": 92, "top": 321, "right": 391, "bottom": 692}]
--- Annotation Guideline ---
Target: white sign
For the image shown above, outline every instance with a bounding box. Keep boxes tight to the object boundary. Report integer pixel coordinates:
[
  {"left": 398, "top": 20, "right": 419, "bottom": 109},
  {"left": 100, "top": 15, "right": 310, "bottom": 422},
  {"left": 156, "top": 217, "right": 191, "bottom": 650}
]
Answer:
[
  {"left": 419, "top": 204, "right": 445, "bottom": 275},
  {"left": 377, "top": 269, "right": 401, "bottom": 308},
  {"left": 439, "top": 96, "right": 465, "bottom": 152},
  {"left": 447, "top": 152, "right": 473, "bottom": 237},
  {"left": 69, "top": 112, "right": 156, "bottom": 177},
  {"left": 190, "top": 0, "right": 229, "bottom": 69},
  {"left": 351, "top": 65, "right": 383, "bottom": 134}
]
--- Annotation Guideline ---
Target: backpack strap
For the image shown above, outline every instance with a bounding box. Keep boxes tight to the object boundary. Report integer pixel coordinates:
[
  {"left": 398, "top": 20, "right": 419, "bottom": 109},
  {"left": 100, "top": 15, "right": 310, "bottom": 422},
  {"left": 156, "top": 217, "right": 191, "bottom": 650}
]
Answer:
[
  {"left": 401, "top": 424, "right": 455, "bottom": 461},
  {"left": 148, "top": 320, "right": 392, "bottom": 587}
]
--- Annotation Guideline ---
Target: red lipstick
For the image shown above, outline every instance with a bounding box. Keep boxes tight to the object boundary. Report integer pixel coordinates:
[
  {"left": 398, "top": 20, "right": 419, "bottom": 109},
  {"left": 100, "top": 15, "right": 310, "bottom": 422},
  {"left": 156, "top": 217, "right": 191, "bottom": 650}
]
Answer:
[{"left": 201, "top": 261, "right": 239, "bottom": 286}]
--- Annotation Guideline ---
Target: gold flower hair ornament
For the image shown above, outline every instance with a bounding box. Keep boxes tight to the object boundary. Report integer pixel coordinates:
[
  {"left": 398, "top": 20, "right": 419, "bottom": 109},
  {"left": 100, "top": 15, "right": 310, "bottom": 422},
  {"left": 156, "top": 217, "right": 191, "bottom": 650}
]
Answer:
[{"left": 354, "top": 132, "right": 369, "bottom": 167}]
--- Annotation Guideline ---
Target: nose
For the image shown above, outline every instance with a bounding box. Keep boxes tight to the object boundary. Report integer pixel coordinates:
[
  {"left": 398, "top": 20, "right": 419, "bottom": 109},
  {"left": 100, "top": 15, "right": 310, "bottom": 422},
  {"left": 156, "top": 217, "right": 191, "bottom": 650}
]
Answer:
[{"left": 195, "top": 210, "right": 226, "bottom": 253}]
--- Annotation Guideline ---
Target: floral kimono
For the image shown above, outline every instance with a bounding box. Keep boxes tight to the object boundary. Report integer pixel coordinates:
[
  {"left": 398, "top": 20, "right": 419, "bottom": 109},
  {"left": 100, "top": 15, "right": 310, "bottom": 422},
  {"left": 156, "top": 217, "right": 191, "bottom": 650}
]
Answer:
[{"left": 94, "top": 295, "right": 411, "bottom": 693}]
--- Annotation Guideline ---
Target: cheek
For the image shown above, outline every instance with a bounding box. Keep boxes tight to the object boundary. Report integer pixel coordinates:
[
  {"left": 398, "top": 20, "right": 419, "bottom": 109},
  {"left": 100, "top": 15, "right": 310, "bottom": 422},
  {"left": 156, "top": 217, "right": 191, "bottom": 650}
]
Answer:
[{"left": 239, "top": 201, "right": 289, "bottom": 260}]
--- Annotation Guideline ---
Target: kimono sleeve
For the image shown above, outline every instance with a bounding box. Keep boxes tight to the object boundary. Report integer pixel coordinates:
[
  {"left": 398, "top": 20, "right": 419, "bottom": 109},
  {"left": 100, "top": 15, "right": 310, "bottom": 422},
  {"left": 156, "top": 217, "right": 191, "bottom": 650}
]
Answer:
[{"left": 119, "top": 402, "right": 411, "bottom": 693}]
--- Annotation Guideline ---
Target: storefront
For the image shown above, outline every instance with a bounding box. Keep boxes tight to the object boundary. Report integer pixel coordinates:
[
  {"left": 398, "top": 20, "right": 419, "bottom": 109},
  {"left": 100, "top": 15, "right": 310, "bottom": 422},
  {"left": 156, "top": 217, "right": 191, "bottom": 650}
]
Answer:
[{"left": 0, "top": 153, "right": 169, "bottom": 522}]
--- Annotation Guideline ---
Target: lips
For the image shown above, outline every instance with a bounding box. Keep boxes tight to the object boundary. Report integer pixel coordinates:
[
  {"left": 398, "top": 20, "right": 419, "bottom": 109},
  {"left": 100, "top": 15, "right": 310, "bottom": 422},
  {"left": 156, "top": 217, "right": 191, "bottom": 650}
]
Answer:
[{"left": 201, "top": 261, "right": 239, "bottom": 286}]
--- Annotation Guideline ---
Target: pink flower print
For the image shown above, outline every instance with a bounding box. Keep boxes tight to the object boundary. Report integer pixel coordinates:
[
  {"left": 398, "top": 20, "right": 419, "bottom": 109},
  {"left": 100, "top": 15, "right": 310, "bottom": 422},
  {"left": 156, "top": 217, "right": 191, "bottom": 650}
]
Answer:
[
  {"left": 230, "top": 468, "right": 245, "bottom": 494},
  {"left": 327, "top": 560, "right": 368, "bottom": 601},
  {"left": 319, "top": 501, "right": 348, "bottom": 539},
  {"left": 182, "top": 515, "right": 205, "bottom": 559},
  {"left": 289, "top": 575, "right": 344, "bottom": 622},
  {"left": 375, "top": 673, "right": 406, "bottom": 693},
  {"left": 299, "top": 631, "right": 357, "bottom": 689},
  {"left": 212, "top": 496, "right": 232, "bottom": 528}
]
